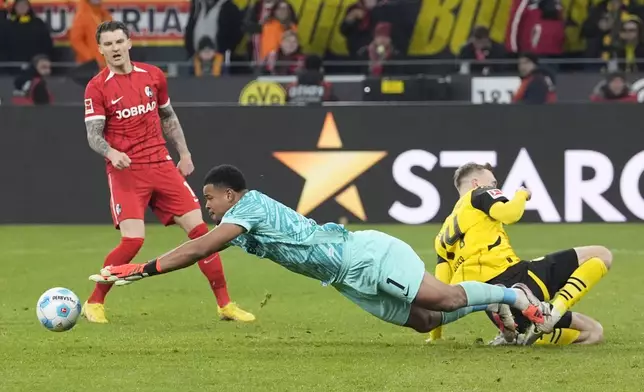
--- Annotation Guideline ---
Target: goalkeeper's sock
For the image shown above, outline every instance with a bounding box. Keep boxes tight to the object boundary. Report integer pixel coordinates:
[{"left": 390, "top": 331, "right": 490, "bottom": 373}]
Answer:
[
  {"left": 440, "top": 304, "right": 489, "bottom": 326},
  {"left": 533, "top": 328, "right": 581, "bottom": 346},
  {"left": 551, "top": 257, "right": 608, "bottom": 315},
  {"left": 189, "top": 223, "right": 231, "bottom": 308},
  {"left": 457, "top": 281, "right": 524, "bottom": 308},
  {"left": 87, "top": 237, "right": 144, "bottom": 304}
]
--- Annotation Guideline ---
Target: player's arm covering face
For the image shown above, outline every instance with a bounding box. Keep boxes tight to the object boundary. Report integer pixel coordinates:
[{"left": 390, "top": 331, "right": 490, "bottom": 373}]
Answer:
[{"left": 474, "top": 187, "right": 529, "bottom": 224}]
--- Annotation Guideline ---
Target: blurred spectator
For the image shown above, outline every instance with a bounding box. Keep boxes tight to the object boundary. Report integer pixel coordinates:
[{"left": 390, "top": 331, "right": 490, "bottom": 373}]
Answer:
[
  {"left": 340, "top": 0, "right": 385, "bottom": 59},
  {"left": 69, "top": 0, "right": 112, "bottom": 69},
  {"left": 12, "top": 54, "right": 52, "bottom": 105},
  {"left": 358, "top": 22, "right": 401, "bottom": 76},
  {"left": 590, "top": 72, "right": 638, "bottom": 101},
  {"left": 5, "top": 0, "right": 53, "bottom": 66},
  {"left": 184, "top": 0, "right": 243, "bottom": 60},
  {"left": 243, "top": 0, "right": 296, "bottom": 62},
  {"left": 512, "top": 53, "right": 557, "bottom": 104},
  {"left": 505, "top": 0, "right": 565, "bottom": 59},
  {"left": 287, "top": 55, "right": 336, "bottom": 104},
  {"left": 458, "top": 26, "right": 507, "bottom": 75},
  {"left": 608, "top": 16, "right": 644, "bottom": 72},
  {"left": 258, "top": 0, "right": 297, "bottom": 61},
  {"left": 582, "top": 0, "right": 644, "bottom": 65},
  {"left": 265, "top": 30, "right": 304, "bottom": 75},
  {"left": 191, "top": 37, "right": 223, "bottom": 76}
]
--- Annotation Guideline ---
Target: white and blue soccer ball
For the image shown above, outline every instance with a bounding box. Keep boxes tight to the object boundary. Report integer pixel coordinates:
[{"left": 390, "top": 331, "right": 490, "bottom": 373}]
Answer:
[{"left": 36, "top": 287, "right": 82, "bottom": 332}]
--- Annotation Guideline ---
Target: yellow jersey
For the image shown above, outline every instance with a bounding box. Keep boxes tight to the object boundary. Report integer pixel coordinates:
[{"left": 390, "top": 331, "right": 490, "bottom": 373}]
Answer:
[{"left": 434, "top": 187, "right": 521, "bottom": 284}]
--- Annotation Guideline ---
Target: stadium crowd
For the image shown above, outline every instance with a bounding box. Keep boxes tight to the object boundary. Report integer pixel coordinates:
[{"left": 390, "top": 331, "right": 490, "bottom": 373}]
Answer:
[{"left": 1, "top": 0, "right": 644, "bottom": 104}]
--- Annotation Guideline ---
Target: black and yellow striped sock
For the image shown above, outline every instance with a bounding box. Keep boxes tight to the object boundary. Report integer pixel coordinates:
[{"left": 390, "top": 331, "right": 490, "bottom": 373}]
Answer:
[
  {"left": 533, "top": 328, "right": 581, "bottom": 346},
  {"left": 552, "top": 257, "right": 608, "bottom": 315}
]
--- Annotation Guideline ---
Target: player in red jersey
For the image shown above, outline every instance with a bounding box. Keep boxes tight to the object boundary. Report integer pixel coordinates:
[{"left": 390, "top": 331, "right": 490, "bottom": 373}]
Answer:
[{"left": 82, "top": 21, "right": 254, "bottom": 323}]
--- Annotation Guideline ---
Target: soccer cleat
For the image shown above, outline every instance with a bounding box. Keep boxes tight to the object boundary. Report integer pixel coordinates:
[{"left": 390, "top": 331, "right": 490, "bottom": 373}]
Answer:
[
  {"left": 81, "top": 302, "right": 108, "bottom": 324},
  {"left": 511, "top": 283, "right": 545, "bottom": 325},
  {"left": 522, "top": 303, "right": 561, "bottom": 346},
  {"left": 217, "top": 303, "right": 256, "bottom": 322},
  {"left": 488, "top": 332, "right": 518, "bottom": 346}
]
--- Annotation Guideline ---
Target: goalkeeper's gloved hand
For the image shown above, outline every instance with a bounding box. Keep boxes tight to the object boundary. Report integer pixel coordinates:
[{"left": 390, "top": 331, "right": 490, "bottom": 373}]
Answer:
[{"left": 89, "top": 260, "right": 159, "bottom": 286}]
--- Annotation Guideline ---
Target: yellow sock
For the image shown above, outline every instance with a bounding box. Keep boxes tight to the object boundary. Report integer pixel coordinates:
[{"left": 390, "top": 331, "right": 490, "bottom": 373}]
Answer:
[
  {"left": 534, "top": 328, "right": 581, "bottom": 346},
  {"left": 552, "top": 257, "right": 608, "bottom": 315}
]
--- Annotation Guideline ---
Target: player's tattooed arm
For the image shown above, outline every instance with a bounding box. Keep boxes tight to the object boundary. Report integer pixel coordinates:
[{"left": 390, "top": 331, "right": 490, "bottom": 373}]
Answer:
[
  {"left": 159, "top": 104, "right": 190, "bottom": 156},
  {"left": 85, "top": 119, "right": 111, "bottom": 157}
]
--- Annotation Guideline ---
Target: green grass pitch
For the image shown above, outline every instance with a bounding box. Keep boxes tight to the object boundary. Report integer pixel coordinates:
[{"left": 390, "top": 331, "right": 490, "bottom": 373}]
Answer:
[{"left": 1, "top": 224, "right": 643, "bottom": 391}]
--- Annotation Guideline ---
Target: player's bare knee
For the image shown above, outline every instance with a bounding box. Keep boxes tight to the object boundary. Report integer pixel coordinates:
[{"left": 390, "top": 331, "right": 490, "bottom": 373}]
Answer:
[
  {"left": 174, "top": 209, "right": 204, "bottom": 233},
  {"left": 119, "top": 219, "right": 145, "bottom": 239},
  {"left": 587, "top": 319, "right": 604, "bottom": 344},
  {"left": 576, "top": 246, "right": 613, "bottom": 270}
]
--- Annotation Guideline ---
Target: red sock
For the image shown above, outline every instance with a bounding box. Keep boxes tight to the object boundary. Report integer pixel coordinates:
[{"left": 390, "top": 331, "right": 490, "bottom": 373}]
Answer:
[
  {"left": 88, "top": 237, "right": 144, "bottom": 304},
  {"left": 190, "top": 223, "right": 231, "bottom": 308}
]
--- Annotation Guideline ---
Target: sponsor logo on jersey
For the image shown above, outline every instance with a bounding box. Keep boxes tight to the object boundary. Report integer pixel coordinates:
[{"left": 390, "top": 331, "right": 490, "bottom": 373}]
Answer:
[
  {"left": 115, "top": 101, "right": 157, "bottom": 119},
  {"left": 84, "top": 98, "right": 94, "bottom": 114},
  {"left": 487, "top": 189, "right": 504, "bottom": 199}
]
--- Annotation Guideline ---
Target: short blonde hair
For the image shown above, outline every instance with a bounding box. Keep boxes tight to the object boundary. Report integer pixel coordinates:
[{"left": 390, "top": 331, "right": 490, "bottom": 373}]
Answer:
[{"left": 453, "top": 162, "right": 493, "bottom": 189}]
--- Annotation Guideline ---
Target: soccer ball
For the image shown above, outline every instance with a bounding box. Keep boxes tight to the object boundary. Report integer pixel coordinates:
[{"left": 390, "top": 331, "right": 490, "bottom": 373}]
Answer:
[{"left": 36, "top": 287, "right": 82, "bottom": 332}]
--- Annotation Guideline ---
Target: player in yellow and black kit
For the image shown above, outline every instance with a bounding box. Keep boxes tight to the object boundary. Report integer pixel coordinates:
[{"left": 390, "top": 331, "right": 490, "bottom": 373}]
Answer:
[{"left": 429, "top": 163, "right": 612, "bottom": 346}]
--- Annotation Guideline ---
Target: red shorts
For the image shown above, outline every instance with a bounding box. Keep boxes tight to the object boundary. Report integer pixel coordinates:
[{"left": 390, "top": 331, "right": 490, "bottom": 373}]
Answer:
[{"left": 106, "top": 162, "right": 200, "bottom": 228}]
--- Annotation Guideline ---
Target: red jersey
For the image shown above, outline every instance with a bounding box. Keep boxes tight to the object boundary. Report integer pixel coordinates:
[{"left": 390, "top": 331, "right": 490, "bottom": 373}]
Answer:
[
  {"left": 84, "top": 62, "right": 172, "bottom": 167},
  {"left": 505, "top": 0, "right": 565, "bottom": 56}
]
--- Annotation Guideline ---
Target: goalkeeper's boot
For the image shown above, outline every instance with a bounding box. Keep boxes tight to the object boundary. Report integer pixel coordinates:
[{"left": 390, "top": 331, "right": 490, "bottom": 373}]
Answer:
[
  {"left": 217, "top": 303, "right": 256, "bottom": 322},
  {"left": 522, "top": 303, "right": 561, "bottom": 346},
  {"left": 81, "top": 302, "right": 108, "bottom": 324}
]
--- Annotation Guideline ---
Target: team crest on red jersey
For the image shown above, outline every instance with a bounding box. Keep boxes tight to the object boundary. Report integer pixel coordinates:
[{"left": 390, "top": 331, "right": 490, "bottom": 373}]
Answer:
[
  {"left": 144, "top": 86, "right": 153, "bottom": 98},
  {"left": 487, "top": 189, "right": 505, "bottom": 199}
]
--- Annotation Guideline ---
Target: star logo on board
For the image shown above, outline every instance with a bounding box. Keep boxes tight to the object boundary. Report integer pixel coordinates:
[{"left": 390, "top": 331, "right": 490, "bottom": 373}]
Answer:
[{"left": 273, "top": 113, "right": 387, "bottom": 221}]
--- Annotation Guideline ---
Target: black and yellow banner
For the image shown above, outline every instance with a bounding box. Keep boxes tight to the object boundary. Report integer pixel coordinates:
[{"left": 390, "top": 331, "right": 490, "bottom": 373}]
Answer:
[{"left": 20, "top": 0, "right": 644, "bottom": 54}]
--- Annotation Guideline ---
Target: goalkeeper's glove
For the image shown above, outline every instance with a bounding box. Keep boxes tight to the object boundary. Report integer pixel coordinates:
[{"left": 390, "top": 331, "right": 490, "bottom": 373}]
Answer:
[{"left": 89, "top": 260, "right": 160, "bottom": 286}]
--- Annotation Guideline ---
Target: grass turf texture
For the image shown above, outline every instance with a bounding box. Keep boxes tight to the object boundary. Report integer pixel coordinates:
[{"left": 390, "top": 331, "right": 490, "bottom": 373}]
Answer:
[{"left": 1, "top": 224, "right": 643, "bottom": 392}]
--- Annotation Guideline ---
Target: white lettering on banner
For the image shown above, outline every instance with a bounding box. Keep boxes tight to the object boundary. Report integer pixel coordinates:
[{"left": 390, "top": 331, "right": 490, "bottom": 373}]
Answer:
[
  {"left": 500, "top": 148, "right": 561, "bottom": 222},
  {"left": 389, "top": 148, "right": 643, "bottom": 223},
  {"left": 565, "top": 151, "right": 626, "bottom": 222},
  {"left": 34, "top": 4, "right": 189, "bottom": 43},
  {"left": 620, "top": 151, "right": 644, "bottom": 219},
  {"left": 389, "top": 150, "right": 441, "bottom": 224},
  {"left": 471, "top": 77, "right": 521, "bottom": 104},
  {"left": 116, "top": 102, "right": 156, "bottom": 119},
  {"left": 438, "top": 151, "right": 498, "bottom": 168}
]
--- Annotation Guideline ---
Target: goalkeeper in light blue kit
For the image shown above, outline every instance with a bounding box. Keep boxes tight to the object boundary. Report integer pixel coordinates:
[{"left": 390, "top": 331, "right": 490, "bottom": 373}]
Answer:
[{"left": 92, "top": 164, "right": 548, "bottom": 333}]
